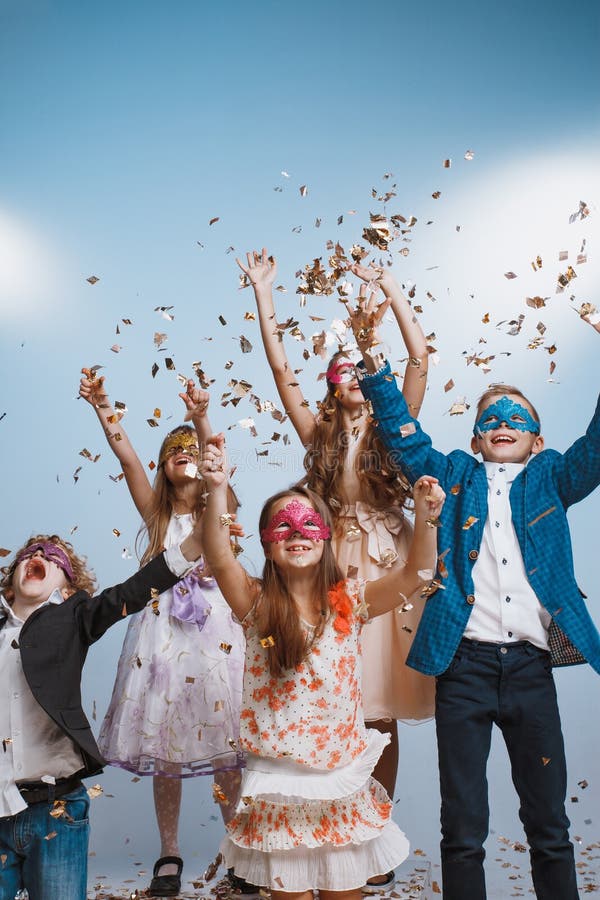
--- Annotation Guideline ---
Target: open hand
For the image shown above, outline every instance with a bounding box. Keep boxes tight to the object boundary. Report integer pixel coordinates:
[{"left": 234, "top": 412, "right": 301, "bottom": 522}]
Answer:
[
  {"left": 236, "top": 247, "right": 277, "bottom": 291},
  {"left": 344, "top": 284, "right": 391, "bottom": 352}
]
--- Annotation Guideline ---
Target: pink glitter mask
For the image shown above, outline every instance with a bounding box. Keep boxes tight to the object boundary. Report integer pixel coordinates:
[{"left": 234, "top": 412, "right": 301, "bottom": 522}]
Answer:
[
  {"left": 261, "top": 498, "right": 331, "bottom": 543},
  {"left": 15, "top": 541, "right": 75, "bottom": 582},
  {"left": 326, "top": 361, "right": 356, "bottom": 385}
]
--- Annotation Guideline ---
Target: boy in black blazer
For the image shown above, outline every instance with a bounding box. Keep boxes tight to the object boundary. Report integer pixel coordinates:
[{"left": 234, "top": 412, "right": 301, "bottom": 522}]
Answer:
[{"left": 0, "top": 528, "right": 204, "bottom": 900}]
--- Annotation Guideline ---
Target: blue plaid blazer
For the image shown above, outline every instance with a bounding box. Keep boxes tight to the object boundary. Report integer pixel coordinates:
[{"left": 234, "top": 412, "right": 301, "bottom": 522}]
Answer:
[{"left": 358, "top": 361, "right": 600, "bottom": 677}]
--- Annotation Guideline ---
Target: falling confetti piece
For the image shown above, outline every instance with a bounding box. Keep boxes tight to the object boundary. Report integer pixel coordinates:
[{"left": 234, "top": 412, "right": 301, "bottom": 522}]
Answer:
[
  {"left": 464, "top": 150, "right": 475, "bottom": 160},
  {"left": 462, "top": 516, "right": 479, "bottom": 530},
  {"left": 260, "top": 635, "right": 275, "bottom": 647},
  {"left": 504, "top": 271, "right": 518, "bottom": 280},
  {"left": 86, "top": 275, "right": 99, "bottom": 285},
  {"left": 209, "top": 216, "right": 220, "bottom": 225}
]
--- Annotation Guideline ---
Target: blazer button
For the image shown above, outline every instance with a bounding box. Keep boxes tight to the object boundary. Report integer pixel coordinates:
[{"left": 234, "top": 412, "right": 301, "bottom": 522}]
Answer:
[
  {"left": 466, "top": 594, "right": 476, "bottom": 605},
  {"left": 468, "top": 550, "right": 479, "bottom": 561}
]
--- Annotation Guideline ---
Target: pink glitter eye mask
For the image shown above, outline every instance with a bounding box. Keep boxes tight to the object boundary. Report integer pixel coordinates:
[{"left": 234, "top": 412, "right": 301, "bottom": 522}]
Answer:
[
  {"left": 326, "top": 361, "right": 356, "bottom": 384},
  {"left": 15, "top": 541, "right": 75, "bottom": 582},
  {"left": 261, "top": 498, "right": 331, "bottom": 543}
]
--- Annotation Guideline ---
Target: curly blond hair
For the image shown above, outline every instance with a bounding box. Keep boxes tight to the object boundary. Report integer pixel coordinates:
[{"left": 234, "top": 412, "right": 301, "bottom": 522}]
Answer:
[{"left": 0, "top": 534, "right": 97, "bottom": 602}]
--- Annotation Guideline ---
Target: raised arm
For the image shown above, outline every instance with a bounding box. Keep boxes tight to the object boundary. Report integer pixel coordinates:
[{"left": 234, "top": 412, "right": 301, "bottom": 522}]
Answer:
[
  {"left": 198, "top": 434, "right": 258, "bottom": 620},
  {"left": 79, "top": 368, "right": 154, "bottom": 519},
  {"left": 350, "top": 263, "right": 428, "bottom": 417},
  {"left": 179, "top": 379, "right": 214, "bottom": 444},
  {"left": 237, "top": 248, "right": 317, "bottom": 447},
  {"left": 344, "top": 297, "right": 449, "bottom": 483},
  {"left": 364, "top": 476, "right": 444, "bottom": 617}
]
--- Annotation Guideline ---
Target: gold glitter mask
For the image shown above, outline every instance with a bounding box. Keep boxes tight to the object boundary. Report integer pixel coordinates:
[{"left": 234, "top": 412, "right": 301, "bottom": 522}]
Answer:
[{"left": 158, "top": 431, "right": 200, "bottom": 467}]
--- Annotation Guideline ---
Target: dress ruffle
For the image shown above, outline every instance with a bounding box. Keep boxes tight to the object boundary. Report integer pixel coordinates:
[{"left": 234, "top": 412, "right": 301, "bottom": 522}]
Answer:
[
  {"left": 222, "top": 816, "right": 408, "bottom": 891},
  {"left": 239, "top": 729, "right": 388, "bottom": 802},
  {"left": 220, "top": 729, "right": 409, "bottom": 890}
]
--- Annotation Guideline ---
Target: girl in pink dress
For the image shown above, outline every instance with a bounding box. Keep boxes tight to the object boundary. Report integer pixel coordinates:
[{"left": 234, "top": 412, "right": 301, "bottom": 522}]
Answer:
[
  {"left": 197, "top": 432, "right": 444, "bottom": 900},
  {"left": 238, "top": 250, "right": 435, "bottom": 887}
]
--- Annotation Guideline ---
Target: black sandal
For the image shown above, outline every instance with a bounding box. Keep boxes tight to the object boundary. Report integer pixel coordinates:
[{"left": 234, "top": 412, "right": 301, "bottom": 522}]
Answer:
[{"left": 148, "top": 856, "right": 183, "bottom": 897}]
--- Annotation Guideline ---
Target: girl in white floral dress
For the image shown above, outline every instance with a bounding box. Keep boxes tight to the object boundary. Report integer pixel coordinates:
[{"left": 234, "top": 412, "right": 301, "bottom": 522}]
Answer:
[
  {"left": 79, "top": 372, "right": 245, "bottom": 898},
  {"left": 199, "top": 433, "right": 444, "bottom": 899}
]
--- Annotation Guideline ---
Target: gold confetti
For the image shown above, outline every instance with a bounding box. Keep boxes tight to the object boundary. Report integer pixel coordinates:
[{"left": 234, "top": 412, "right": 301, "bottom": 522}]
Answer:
[
  {"left": 526, "top": 296, "right": 548, "bottom": 309},
  {"left": 449, "top": 398, "right": 469, "bottom": 416},
  {"left": 542, "top": 757, "right": 551, "bottom": 766},
  {"left": 443, "top": 159, "right": 451, "bottom": 168},
  {"left": 504, "top": 271, "right": 518, "bottom": 280},
  {"left": 185, "top": 676, "right": 195, "bottom": 684},
  {"left": 214, "top": 699, "right": 224, "bottom": 711},
  {"left": 400, "top": 422, "right": 417, "bottom": 438},
  {"left": 444, "top": 379, "right": 454, "bottom": 393},
  {"left": 450, "top": 484, "right": 461, "bottom": 495},
  {"left": 212, "top": 783, "right": 227, "bottom": 803},
  {"left": 219, "top": 642, "right": 232, "bottom": 654},
  {"left": 462, "top": 516, "right": 479, "bottom": 530},
  {"left": 87, "top": 784, "right": 103, "bottom": 799},
  {"left": 432, "top": 191, "right": 441, "bottom": 199},
  {"left": 112, "top": 528, "right": 121, "bottom": 537},
  {"left": 220, "top": 513, "right": 235, "bottom": 527},
  {"left": 299, "top": 185, "right": 308, "bottom": 196},
  {"left": 464, "top": 150, "right": 475, "bottom": 160},
  {"left": 86, "top": 275, "right": 100, "bottom": 285},
  {"left": 240, "top": 335, "right": 253, "bottom": 353},
  {"left": 260, "top": 635, "right": 275, "bottom": 648},
  {"left": 44, "top": 831, "right": 58, "bottom": 841},
  {"left": 209, "top": 216, "right": 220, "bottom": 225},
  {"left": 0, "top": 549, "right": 11, "bottom": 558}
]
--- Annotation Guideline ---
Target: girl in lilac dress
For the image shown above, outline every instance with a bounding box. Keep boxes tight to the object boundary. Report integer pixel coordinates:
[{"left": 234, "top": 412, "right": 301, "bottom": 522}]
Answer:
[{"left": 79, "top": 371, "right": 244, "bottom": 898}]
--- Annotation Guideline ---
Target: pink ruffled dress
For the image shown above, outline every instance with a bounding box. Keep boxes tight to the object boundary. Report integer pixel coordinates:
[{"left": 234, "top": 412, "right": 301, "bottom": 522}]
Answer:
[
  {"left": 220, "top": 585, "right": 409, "bottom": 892},
  {"left": 334, "top": 439, "right": 435, "bottom": 722}
]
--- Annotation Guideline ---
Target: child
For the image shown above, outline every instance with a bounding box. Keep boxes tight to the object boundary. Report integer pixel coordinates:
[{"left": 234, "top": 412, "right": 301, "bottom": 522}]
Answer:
[
  {"left": 78, "top": 370, "right": 246, "bottom": 898},
  {"left": 351, "top": 295, "right": 600, "bottom": 899},
  {"left": 0, "top": 528, "right": 205, "bottom": 900},
  {"left": 197, "top": 431, "right": 444, "bottom": 900},
  {"left": 237, "top": 249, "right": 435, "bottom": 865}
]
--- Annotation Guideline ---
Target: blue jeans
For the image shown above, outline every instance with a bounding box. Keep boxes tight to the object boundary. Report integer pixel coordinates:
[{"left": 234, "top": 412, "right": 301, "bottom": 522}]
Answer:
[
  {"left": 0, "top": 785, "right": 89, "bottom": 900},
  {"left": 435, "top": 639, "right": 578, "bottom": 900}
]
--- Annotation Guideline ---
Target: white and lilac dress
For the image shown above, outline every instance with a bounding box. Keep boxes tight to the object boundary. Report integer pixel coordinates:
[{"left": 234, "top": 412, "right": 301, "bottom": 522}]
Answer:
[
  {"left": 98, "top": 514, "right": 245, "bottom": 777},
  {"left": 220, "top": 584, "right": 409, "bottom": 892}
]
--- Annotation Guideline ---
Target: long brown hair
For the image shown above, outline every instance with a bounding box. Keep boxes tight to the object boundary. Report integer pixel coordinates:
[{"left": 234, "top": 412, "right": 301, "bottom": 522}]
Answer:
[
  {"left": 256, "top": 486, "right": 343, "bottom": 678},
  {"left": 303, "top": 351, "right": 411, "bottom": 530},
  {"left": 1, "top": 533, "right": 97, "bottom": 601}
]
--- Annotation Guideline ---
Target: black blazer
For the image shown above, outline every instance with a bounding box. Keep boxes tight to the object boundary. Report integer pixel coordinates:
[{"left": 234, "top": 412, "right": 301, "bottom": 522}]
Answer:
[{"left": 1, "top": 553, "right": 179, "bottom": 779}]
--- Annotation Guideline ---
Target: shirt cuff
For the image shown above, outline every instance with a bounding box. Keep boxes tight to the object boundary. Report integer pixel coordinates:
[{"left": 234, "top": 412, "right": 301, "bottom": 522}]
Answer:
[
  {"left": 355, "top": 358, "right": 390, "bottom": 380},
  {"left": 164, "top": 544, "right": 202, "bottom": 577}
]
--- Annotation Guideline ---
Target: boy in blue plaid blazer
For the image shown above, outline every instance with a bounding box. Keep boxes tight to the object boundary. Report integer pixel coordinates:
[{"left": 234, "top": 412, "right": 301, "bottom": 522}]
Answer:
[{"left": 350, "top": 299, "right": 600, "bottom": 900}]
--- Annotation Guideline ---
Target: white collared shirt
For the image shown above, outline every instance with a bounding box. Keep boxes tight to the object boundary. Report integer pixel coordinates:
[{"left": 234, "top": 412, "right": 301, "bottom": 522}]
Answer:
[
  {"left": 0, "top": 590, "right": 84, "bottom": 817},
  {"left": 0, "top": 543, "right": 198, "bottom": 818},
  {"left": 465, "top": 461, "right": 551, "bottom": 648}
]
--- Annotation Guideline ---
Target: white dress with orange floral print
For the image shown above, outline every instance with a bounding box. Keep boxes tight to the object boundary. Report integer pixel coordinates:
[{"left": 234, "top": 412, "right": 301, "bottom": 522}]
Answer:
[
  {"left": 220, "top": 584, "right": 409, "bottom": 892},
  {"left": 335, "top": 438, "right": 435, "bottom": 722}
]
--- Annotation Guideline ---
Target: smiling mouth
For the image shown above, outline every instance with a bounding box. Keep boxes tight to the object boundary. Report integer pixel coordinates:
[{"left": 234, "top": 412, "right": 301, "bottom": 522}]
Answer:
[
  {"left": 25, "top": 558, "right": 46, "bottom": 580},
  {"left": 287, "top": 545, "right": 311, "bottom": 552},
  {"left": 174, "top": 455, "right": 194, "bottom": 466},
  {"left": 491, "top": 434, "right": 516, "bottom": 445}
]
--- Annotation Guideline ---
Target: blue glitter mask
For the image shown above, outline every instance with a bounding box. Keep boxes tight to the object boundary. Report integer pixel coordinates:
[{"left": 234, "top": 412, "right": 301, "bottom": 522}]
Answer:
[{"left": 474, "top": 395, "right": 540, "bottom": 436}]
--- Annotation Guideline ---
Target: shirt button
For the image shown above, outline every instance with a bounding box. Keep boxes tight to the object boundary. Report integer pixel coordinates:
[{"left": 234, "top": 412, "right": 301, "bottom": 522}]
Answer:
[
  {"left": 466, "top": 594, "right": 476, "bottom": 605},
  {"left": 508, "top": 631, "right": 513, "bottom": 637},
  {"left": 502, "top": 558, "right": 508, "bottom": 565},
  {"left": 500, "top": 647, "right": 508, "bottom": 655},
  {"left": 499, "top": 466, "right": 505, "bottom": 472},
  {"left": 468, "top": 550, "right": 478, "bottom": 561},
  {"left": 506, "top": 596, "right": 511, "bottom": 603},
  {"left": 496, "top": 489, "right": 502, "bottom": 495},
  {"left": 495, "top": 521, "right": 500, "bottom": 528}
]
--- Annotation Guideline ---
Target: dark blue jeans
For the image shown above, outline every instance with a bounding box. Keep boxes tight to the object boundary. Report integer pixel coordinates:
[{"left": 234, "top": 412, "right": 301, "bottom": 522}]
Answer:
[
  {"left": 0, "top": 785, "right": 89, "bottom": 900},
  {"left": 435, "top": 639, "right": 578, "bottom": 900}
]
